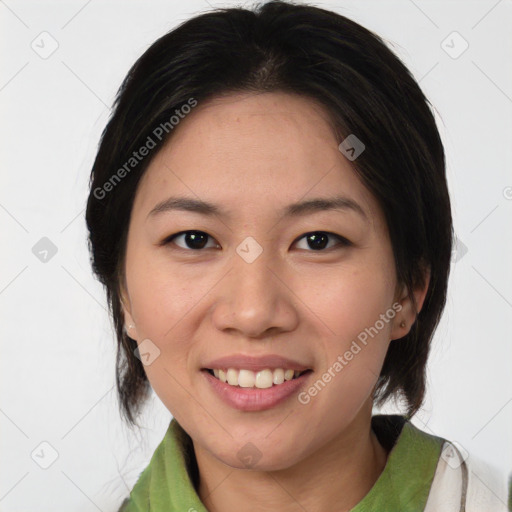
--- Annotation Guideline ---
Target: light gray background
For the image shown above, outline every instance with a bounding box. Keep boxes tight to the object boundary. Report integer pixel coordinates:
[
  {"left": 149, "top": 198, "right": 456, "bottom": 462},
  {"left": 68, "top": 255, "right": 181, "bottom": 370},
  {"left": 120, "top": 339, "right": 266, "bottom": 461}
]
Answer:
[{"left": 1, "top": 0, "right": 511, "bottom": 510}]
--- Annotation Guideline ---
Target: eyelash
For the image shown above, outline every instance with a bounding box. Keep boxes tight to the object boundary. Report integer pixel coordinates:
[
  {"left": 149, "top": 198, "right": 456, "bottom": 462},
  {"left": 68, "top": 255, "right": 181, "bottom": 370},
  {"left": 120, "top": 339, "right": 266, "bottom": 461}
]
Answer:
[{"left": 161, "top": 230, "right": 352, "bottom": 252}]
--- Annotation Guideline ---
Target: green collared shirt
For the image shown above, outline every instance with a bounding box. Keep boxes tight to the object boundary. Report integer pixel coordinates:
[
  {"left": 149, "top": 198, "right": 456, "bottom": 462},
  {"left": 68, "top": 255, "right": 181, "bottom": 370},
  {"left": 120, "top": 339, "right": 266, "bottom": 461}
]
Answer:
[{"left": 119, "top": 414, "right": 445, "bottom": 511}]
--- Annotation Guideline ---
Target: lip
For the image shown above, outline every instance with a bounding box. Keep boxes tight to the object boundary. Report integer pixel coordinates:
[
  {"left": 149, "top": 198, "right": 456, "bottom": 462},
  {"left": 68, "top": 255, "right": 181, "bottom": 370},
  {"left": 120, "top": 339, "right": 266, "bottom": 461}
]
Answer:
[
  {"left": 202, "top": 354, "right": 311, "bottom": 372},
  {"left": 202, "top": 369, "right": 313, "bottom": 412}
]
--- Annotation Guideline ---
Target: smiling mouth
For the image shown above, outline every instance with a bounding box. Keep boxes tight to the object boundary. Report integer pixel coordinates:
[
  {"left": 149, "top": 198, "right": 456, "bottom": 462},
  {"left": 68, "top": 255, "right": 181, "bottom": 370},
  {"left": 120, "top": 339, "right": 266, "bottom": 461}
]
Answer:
[{"left": 204, "top": 368, "right": 312, "bottom": 388}]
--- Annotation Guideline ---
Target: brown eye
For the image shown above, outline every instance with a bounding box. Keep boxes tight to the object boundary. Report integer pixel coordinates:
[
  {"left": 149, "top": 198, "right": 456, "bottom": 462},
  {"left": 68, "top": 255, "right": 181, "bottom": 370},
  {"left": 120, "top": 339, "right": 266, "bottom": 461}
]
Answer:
[
  {"left": 164, "top": 230, "right": 219, "bottom": 250},
  {"left": 294, "top": 231, "right": 351, "bottom": 251}
]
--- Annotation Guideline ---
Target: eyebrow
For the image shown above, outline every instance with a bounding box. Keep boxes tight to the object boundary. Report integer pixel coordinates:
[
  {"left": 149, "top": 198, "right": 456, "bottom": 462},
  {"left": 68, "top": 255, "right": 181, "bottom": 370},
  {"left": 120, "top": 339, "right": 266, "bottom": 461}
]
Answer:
[{"left": 147, "top": 195, "right": 368, "bottom": 221}]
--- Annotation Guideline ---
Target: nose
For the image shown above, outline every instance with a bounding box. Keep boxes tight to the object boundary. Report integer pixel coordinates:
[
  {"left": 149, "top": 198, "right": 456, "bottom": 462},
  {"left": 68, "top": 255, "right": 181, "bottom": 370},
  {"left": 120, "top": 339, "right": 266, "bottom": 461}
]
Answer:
[{"left": 210, "top": 248, "right": 299, "bottom": 339}]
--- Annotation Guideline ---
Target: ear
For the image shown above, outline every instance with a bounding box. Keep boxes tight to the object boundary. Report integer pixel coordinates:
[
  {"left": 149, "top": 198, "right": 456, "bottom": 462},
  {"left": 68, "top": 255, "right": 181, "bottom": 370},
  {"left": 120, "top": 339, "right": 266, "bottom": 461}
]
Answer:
[
  {"left": 119, "top": 279, "right": 139, "bottom": 341},
  {"left": 390, "top": 266, "right": 431, "bottom": 341}
]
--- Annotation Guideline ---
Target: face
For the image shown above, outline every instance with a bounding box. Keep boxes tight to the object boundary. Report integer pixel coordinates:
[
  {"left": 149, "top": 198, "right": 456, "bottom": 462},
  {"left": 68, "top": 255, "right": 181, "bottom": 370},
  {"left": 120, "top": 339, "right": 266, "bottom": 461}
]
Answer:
[{"left": 121, "top": 91, "right": 419, "bottom": 470}]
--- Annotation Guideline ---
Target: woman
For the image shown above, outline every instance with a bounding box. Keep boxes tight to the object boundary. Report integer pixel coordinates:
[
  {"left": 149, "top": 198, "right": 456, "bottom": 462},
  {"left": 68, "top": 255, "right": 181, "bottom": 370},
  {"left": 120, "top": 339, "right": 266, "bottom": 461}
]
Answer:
[{"left": 85, "top": 1, "right": 510, "bottom": 510}]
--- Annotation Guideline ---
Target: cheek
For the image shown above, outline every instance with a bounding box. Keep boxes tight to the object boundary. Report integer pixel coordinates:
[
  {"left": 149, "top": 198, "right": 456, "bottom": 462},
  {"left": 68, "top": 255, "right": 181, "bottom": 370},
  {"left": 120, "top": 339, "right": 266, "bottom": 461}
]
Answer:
[
  {"left": 126, "top": 241, "right": 201, "bottom": 337},
  {"left": 125, "top": 255, "right": 197, "bottom": 418},
  {"left": 301, "top": 259, "right": 396, "bottom": 403},
  {"left": 124, "top": 244, "right": 204, "bottom": 392},
  {"left": 308, "top": 264, "right": 396, "bottom": 343}
]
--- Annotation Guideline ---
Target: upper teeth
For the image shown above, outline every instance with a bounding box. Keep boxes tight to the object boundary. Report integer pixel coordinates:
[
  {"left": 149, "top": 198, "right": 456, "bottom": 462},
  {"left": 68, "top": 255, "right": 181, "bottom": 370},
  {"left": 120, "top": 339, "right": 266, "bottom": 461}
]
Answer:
[{"left": 212, "top": 368, "right": 302, "bottom": 388}]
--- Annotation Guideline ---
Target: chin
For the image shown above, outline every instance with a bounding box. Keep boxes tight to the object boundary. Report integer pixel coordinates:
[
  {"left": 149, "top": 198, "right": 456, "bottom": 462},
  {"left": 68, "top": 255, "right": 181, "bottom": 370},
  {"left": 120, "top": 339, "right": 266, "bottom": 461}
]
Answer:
[{"left": 212, "top": 442, "right": 301, "bottom": 472}]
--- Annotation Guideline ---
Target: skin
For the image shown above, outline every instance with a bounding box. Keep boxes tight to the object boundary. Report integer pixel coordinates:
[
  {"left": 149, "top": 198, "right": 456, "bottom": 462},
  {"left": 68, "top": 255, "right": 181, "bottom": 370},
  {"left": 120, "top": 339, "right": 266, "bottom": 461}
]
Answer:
[{"left": 121, "top": 91, "right": 430, "bottom": 512}]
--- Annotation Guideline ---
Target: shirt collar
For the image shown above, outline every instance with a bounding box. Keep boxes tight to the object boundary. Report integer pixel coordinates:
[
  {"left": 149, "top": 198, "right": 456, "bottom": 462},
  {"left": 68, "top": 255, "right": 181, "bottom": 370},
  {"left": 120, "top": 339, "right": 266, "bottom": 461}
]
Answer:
[{"left": 121, "top": 414, "right": 444, "bottom": 511}]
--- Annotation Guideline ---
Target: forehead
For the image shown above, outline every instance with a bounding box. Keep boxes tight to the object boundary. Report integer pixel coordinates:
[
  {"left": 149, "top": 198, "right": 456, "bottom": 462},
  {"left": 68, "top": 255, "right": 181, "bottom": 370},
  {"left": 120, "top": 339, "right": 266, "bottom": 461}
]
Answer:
[{"left": 133, "top": 92, "right": 380, "bottom": 225}]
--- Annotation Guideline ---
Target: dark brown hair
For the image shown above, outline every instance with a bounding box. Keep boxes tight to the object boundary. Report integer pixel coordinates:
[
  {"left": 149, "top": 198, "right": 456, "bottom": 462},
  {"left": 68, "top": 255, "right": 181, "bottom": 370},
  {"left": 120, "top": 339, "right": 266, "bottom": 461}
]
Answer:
[{"left": 85, "top": 0, "right": 453, "bottom": 426}]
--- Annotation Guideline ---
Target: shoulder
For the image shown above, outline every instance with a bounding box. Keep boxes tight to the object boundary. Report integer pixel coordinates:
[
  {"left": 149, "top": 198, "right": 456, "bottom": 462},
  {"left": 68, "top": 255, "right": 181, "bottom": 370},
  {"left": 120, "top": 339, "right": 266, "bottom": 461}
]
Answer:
[
  {"left": 117, "top": 497, "right": 130, "bottom": 512},
  {"left": 114, "top": 419, "right": 199, "bottom": 512},
  {"left": 115, "top": 465, "right": 152, "bottom": 512},
  {"left": 114, "top": 425, "right": 173, "bottom": 512},
  {"left": 424, "top": 439, "right": 511, "bottom": 512},
  {"left": 373, "top": 414, "right": 511, "bottom": 511}
]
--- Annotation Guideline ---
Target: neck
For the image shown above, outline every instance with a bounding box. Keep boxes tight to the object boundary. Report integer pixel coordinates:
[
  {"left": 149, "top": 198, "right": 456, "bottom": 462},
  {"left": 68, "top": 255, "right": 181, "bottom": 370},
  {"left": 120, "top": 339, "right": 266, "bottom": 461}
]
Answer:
[{"left": 195, "top": 411, "right": 389, "bottom": 512}]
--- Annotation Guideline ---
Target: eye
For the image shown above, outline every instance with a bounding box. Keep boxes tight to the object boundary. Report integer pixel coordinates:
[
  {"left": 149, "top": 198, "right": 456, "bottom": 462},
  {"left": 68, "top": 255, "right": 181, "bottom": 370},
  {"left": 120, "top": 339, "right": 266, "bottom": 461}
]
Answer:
[
  {"left": 161, "top": 230, "right": 351, "bottom": 252},
  {"left": 293, "top": 231, "right": 351, "bottom": 251},
  {"left": 163, "top": 230, "right": 220, "bottom": 251}
]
